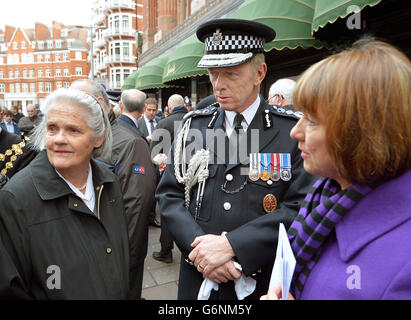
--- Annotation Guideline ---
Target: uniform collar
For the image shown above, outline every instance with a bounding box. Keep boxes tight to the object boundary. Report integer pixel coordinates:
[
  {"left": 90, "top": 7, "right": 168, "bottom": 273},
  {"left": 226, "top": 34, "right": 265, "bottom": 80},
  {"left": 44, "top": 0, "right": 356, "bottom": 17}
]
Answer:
[
  {"left": 30, "top": 150, "right": 116, "bottom": 201},
  {"left": 335, "top": 170, "right": 411, "bottom": 261},
  {"left": 224, "top": 95, "right": 260, "bottom": 136}
]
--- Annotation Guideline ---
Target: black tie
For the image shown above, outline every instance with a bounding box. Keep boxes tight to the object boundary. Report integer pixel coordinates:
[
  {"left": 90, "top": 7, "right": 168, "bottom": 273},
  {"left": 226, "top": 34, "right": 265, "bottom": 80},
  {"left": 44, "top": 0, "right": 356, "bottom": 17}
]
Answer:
[{"left": 234, "top": 113, "right": 244, "bottom": 133}]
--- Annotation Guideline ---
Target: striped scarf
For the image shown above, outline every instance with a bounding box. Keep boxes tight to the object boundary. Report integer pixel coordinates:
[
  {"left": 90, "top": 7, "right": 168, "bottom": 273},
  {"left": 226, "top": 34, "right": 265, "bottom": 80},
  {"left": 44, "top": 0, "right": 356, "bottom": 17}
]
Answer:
[{"left": 288, "top": 178, "right": 375, "bottom": 299}]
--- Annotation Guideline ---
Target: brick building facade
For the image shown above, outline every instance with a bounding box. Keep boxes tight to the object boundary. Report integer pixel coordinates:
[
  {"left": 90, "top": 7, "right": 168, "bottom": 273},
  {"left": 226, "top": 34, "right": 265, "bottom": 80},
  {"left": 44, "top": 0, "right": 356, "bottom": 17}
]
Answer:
[
  {"left": 91, "top": 0, "right": 143, "bottom": 90},
  {"left": 0, "top": 22, "right": 90, "bottom": 113}
]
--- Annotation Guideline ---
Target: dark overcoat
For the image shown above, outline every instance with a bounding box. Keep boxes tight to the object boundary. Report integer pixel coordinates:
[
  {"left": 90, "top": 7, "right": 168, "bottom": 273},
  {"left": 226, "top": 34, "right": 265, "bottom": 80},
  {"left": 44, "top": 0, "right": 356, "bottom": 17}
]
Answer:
[{"left": 0, "top": 151, "right": 130, "bottom": 299}]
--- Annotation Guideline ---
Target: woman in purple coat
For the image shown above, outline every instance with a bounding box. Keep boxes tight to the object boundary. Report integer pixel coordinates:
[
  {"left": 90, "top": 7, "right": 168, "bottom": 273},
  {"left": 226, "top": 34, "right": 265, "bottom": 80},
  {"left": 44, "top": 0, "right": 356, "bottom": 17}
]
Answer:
[{"left": 262, "top": 39, "right": 411, "bottom": 300}]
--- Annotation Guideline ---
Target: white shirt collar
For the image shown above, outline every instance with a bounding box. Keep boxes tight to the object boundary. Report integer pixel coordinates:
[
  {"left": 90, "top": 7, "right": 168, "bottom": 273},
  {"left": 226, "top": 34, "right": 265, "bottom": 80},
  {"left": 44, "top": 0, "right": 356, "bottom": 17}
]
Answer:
[
  {"left": 224, "top": 95, "right": 261, "bottom": 137},
  {"left": 56, "top": 163, "right": 95, "bottom": 213},
  {"left": 123, "top": 113, "right": 139, "bottom": 128}
]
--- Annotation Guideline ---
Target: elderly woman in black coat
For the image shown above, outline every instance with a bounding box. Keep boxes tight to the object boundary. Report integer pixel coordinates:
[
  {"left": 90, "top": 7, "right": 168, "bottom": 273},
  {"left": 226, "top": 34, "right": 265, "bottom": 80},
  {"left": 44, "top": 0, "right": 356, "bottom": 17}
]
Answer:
[{"left": 0, "top": 88, "right": 130, "bottom": 299}]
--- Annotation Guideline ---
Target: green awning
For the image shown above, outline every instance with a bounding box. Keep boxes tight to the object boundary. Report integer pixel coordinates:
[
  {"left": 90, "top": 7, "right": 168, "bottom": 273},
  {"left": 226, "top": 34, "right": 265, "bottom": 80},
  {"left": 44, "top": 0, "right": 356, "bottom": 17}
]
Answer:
[
  {"left": 162, "top": 34, "right": 208, "bottom": 84},
  {"left": 136, "top": 54, "right": 175, "bottom": 90},
  {"left": 122, "top": 70, "right": 139, "bottom": 90},
  {"left": 230, "top": 0, "right": 326, "bottom": 51},
  {"left": 312, "top": 0, "right": 383, "bottom": 34}
]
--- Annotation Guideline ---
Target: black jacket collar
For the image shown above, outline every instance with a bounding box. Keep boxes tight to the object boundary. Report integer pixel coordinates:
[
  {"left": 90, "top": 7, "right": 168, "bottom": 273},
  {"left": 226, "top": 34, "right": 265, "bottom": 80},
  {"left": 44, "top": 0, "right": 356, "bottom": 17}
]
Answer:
[{"left": 31, "top": 150, "right": 116, "bottom": 201}]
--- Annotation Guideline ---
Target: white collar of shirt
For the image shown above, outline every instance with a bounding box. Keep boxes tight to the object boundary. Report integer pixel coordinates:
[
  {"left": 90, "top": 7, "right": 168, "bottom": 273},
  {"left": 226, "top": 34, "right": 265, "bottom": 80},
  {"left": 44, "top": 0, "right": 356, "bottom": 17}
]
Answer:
[
  {"left": 225, "top": 95, "right": 260, "bottom": 137},
  {"left": 123, "top": 113, "right": 139, "bottom": 128},
  {"left": 55, "top": 163, "right": 95, "bottom": 213},
  {"left": 143, "top": 114, "right": 157, "bottom": 135}
]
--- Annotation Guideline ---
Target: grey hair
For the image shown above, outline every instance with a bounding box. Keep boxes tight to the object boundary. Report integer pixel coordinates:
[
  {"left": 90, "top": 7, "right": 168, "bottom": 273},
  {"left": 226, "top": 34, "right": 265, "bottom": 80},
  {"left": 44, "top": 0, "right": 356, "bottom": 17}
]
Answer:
[
  {"left": 167, "top": 94, "right": 184, "bottom": 109},
  {"left": 70, "top": 79, "right": 111, "bottom": 111},
  {"left": 269, "top": 78, "right": 296, "bottom": 103},
  {"left": 121, "top": 89, "right": 147, "bottom": 113},
  {"left": 30, "top": 88, "right": 113, "bottom": 163}
]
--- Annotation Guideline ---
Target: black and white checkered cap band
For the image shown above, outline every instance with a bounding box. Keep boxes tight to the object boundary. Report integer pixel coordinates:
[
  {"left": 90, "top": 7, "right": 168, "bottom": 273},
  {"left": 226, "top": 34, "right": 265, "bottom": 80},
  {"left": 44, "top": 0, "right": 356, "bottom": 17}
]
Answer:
[{"left": 204, "top": 34, "right": 265, "bottom": 53}]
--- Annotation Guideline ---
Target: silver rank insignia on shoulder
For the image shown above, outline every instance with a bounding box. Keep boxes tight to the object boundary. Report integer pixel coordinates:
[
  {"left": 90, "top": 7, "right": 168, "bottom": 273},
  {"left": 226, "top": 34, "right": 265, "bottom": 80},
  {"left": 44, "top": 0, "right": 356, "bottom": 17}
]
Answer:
[{"left": 263, "top": 109, "right": 273, "bottom": 129}]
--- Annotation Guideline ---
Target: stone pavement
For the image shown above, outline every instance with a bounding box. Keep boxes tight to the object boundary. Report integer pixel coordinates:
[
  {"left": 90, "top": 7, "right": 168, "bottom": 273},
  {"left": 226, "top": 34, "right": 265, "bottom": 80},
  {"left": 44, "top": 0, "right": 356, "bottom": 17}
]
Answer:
[{"left": 141, "top": 223, "right": 181, "bottom": 300}]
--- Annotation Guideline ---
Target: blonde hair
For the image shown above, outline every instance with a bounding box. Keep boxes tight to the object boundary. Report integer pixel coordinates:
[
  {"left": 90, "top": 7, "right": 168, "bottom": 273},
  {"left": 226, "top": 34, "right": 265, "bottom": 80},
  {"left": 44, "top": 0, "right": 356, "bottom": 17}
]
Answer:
[{"left": 294, "top": 39, "right": 411, "bottom": 184}]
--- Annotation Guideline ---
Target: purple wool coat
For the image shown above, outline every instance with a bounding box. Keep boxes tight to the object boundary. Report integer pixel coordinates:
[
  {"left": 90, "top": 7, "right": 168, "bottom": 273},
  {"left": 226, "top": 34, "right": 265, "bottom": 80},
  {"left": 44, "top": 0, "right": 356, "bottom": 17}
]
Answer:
[{"left": 300, "top": 169, "right": 411, "bottom": 300}]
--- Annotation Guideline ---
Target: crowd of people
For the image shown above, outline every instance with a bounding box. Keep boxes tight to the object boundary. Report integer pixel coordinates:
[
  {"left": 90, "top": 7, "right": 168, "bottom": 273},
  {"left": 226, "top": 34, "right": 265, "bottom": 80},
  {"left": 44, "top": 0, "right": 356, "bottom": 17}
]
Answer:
[{"left": 0, "top": 18, "right": 410, "bottom": 300}]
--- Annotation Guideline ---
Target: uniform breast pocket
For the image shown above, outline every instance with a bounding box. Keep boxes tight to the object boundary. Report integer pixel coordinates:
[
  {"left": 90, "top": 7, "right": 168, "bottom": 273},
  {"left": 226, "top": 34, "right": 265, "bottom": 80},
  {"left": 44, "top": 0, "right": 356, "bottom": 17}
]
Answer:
[
  {"left": 245, "top": 176, "right": 287, "bottom": 215},
  {"left": 188, "top": 164, "right": 219, "bottom": 222}
]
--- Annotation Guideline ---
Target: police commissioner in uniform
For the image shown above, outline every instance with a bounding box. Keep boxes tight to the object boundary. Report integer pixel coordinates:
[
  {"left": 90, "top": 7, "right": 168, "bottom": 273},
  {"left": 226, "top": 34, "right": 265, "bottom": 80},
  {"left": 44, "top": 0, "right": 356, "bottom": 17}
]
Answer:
[{"left": 155, "top": 19, "right": 317, "bottom": 300}]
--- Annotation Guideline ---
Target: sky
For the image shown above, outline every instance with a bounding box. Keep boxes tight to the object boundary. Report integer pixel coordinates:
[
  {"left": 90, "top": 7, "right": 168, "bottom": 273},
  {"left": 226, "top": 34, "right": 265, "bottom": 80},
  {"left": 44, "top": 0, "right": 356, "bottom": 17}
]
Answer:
[{"left": 1, "top": 0, "right": 93, "bottom": 30}]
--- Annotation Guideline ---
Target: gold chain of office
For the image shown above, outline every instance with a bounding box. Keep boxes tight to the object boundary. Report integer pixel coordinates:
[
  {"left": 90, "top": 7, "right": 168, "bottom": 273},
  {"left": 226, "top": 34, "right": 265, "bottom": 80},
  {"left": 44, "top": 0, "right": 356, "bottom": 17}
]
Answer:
[{"left": 0, "top": 137, "right": 29, "bottom": 175}]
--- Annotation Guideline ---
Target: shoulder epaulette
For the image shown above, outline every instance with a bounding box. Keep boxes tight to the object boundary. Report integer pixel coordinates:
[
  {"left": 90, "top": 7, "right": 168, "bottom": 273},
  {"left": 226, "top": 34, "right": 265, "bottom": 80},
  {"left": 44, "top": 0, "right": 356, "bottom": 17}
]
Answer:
[
  {"left": 271, "top": 105, "right": 303, "bottom": 120},
  {"left": 183, "top": 104, "right": 219, "bottom": 120}
]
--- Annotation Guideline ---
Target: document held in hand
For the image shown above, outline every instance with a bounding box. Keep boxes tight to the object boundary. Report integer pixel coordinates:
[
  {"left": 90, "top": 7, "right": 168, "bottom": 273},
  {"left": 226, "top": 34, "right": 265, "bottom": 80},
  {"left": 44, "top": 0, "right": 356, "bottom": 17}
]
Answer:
[{"left": 268, "top": 223, "right": 296, "bottom": 300}]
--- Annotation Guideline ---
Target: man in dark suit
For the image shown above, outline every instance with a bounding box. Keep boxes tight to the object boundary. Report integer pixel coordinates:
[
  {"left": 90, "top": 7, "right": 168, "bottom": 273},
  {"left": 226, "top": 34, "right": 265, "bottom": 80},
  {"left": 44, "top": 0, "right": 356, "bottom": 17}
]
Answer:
[
  {"left": 137, "top": 97, "right": 160, "bottom": 144},
  {"left": 151, "top": 94, "right": 188, "bottom": 263},
  {"left": 117, "top": 92, "right": 148, "bottom": 143},
  {"left": 114, "top": 89, "right": 157, "bottom": 299},
  {"left": 155, "top": 19, "right": 317, "bottom": 300}
]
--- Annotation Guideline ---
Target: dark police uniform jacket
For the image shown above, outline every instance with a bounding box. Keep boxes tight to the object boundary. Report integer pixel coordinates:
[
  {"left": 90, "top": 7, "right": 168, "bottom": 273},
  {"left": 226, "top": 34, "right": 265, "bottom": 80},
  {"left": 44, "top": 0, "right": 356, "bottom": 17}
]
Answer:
[{"left": 156, "top": 96, "right": 318, "bottom": 299}]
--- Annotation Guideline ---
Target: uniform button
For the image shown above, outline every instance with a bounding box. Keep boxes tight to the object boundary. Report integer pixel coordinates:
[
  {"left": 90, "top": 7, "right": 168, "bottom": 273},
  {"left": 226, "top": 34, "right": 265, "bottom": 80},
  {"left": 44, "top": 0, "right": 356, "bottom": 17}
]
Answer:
[
  {"left": 106, "top": 248, "right": 112, "bottom": 254},
  {"left": 96, "top": 186, "right": 100, "bottom": 191},
  {"left": 224, "top": 202, "right": 231, "bottom": 211},
  {"left": 225, "top": 174, "right": 233, "bottom": 182},
  {"left": 74, "top": 203, "right": 78, "bottom": 207},
  {"left": 267, "top": 180, "right": 273, "bottom": 186}
]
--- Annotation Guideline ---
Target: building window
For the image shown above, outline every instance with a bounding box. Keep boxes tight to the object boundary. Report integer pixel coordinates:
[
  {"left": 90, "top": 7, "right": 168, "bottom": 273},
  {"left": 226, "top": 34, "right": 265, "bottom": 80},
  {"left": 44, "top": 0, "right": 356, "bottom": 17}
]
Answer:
[
  {"left": 15, "top": 70, "right": 19, "bottom": 78},
  {"left": 75, "top": 67, "right": 82, "bottom": 76},
  {"left": 9, "top": 70, "right": 13, "bottom": 79},
  {"left": 23, "top": 70, "right": 28, "bottom": 78},
  {"left": 38, "top": 82, "right": 43, "bottom": 92},
  {"left": 122, "top": 15, "right": 129, "bottom": 30},
  {"left": 0, "top": 71, "right": 3, "bottom": 79},
  {"left": 60, "top": 29, "right": 68, "bottom": 37},
  {"left": 21, "top": 41, "right": 26, "bottom": 49},
  {"left": 15, "top": 83, "right": 20, "bottom": 93},
  {"left": 55, "top": 54, "right": 60, "bottom": 62},
  {"left": 75, "top": 51, "right": 82, "bottom": 60},
  {"left": 123, "top": 42, "right": 129, "bottom": 59},
  {"left": 13, "top": 42, "right": 18, "bottom": 49},
  {"left": 64, "top": 68, "right": 69, "bottom": 77},
  {"left": 38, "top": 69, "right": 43, "bottom": 77},
  {"left": 45, "top": 82, "right": 52, "bottom": 93},
  {"left": 22, "top": 83, "right": 28, "bottom": 93},
  {"left": 55, "top": 40, "right": 62, "bottom": 48},
  {"left": 56, "top": 68, "right": 61, "bottom": 77},
  {"left": 38, "top": 41, "right": 44, "bottom": 49},
  {"left": 30, "top": 83, "right": 35, "bottom": 92},
  {"left": 10, "top": 84, "right": 14, "bottom": 93},
  {"left": 45, "top": 54, "right": 50, "bottom": 62},
  {"left": 63, "top": 53, "right": 69, "bottom": 61},
  {"left": 46, "top": 69, "right": 51, "bottom": 77},
  {"left": 0, "top": 84, "right": 4, "bottom": 93},
  {"left": 64, "top": 82, "right": 70, "bottom": 88},
  {"left": 114, "top": 15, "right": 120, "bottom": 32},
  {"left": 29, "top": 69, "right": 34, "bottom": 78},
  {"left": 37, "top": 54, "right": 42, "bottom": 62},
  {"left": 56, "top": 81, "right": 62, "bottom": 89},
  {"left": 47, "top": 41, "right": 53, "bottom": 49}
]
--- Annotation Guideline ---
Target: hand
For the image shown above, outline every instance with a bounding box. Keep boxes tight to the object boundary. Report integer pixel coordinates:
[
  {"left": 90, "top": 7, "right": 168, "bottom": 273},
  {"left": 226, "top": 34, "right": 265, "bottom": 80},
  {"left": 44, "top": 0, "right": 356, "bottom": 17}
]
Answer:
[
  {"left": 205, "top": 260, "right": 242, "bottom": 283},
  {"left": 260, "top": 284, "right": 295, "bottom": 300},
  {"left": 189, "top": 234, "right": 235, "bottom": 275},
  {"left": 146, "top": 136, "right": 152, "bottom": 144}
]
